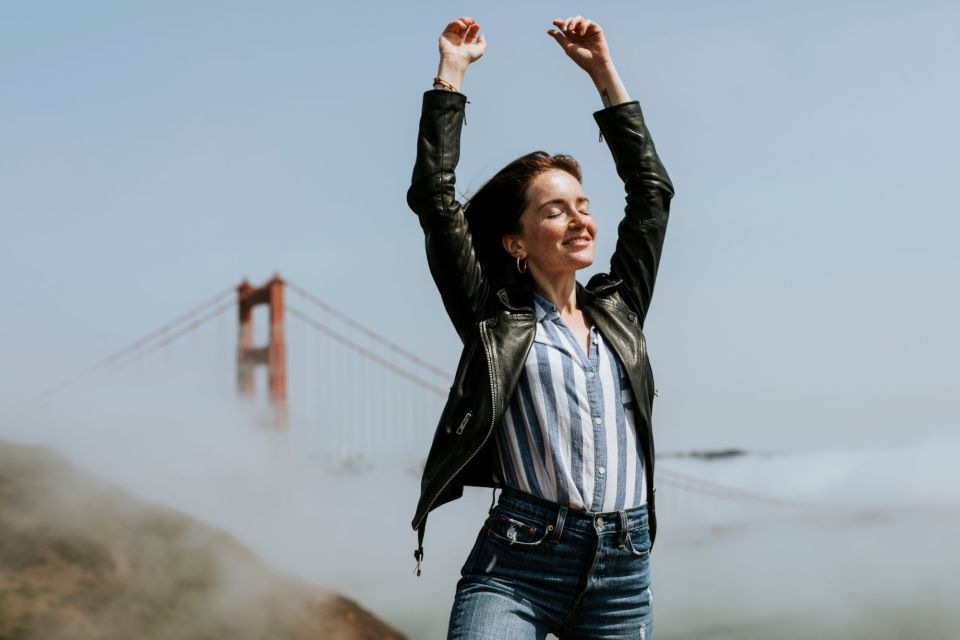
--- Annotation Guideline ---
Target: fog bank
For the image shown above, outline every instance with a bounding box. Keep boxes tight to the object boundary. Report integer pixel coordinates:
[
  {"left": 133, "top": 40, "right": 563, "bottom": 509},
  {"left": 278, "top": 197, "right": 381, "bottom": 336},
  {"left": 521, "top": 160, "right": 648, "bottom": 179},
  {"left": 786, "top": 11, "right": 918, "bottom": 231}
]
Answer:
[{"left": 2, "top": 373, "right": 958, "bottom": 638}]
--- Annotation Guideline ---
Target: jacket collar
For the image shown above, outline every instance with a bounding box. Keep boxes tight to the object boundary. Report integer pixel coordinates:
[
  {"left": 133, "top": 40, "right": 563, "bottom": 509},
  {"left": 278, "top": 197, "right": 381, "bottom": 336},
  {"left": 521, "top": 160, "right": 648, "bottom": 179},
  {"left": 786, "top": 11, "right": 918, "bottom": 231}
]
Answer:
[
  {"left": 495, "top": 283, "right": 534, "bottom": 313},
  {"left": 496, "top": 274, "right": 623, "bottom": 314},
  {"left": 584, "top": 273, "right": 623, "bottom": 299}
]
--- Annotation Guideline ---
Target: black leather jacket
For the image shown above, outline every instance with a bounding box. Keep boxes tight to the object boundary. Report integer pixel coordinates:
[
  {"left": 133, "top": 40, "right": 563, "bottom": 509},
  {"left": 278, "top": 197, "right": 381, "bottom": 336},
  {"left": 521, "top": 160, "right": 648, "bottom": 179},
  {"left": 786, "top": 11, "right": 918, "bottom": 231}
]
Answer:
[{"left": 407, "top": 90, "right": 674, "bottom": 570}]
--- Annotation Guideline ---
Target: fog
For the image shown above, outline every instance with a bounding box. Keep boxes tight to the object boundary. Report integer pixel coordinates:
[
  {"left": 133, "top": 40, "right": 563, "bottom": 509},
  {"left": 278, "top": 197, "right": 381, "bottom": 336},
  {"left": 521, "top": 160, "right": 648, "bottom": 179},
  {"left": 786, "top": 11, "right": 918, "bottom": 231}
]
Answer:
[{"left": 3, "top": 365, "right": 958, "bottom": 639}]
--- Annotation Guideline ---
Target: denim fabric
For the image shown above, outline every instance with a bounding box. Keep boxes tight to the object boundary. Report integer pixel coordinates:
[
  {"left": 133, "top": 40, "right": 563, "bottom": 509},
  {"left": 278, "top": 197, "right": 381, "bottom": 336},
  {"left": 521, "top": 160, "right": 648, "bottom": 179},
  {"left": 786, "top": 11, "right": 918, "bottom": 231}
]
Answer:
[{"left": 448, "top": 488, "right": 653, "bottom": 639}]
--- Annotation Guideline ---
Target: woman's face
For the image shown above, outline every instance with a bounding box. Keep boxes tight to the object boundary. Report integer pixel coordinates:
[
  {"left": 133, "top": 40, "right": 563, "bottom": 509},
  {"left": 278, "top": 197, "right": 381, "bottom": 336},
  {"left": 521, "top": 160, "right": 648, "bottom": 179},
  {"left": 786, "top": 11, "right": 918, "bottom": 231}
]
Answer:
[{"left": 503, "top": 169, "right": 597, "bottom": 278}]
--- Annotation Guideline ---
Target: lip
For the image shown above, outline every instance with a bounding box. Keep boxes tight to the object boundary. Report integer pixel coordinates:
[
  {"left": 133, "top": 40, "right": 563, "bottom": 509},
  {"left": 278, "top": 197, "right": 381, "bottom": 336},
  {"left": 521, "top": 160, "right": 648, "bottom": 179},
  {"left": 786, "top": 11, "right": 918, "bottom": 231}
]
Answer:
[{"left": 562, "top": 236, "right": 593, "bottom": 246}]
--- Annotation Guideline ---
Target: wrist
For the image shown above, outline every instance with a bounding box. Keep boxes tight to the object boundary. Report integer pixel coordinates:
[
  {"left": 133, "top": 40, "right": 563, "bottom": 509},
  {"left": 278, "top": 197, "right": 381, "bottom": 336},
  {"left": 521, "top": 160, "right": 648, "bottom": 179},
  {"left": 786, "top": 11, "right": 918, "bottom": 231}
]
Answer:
[
  {"left": 438, "top": 50, "right": 470, "bottom": 64},
  {"left": 436, "top": 57, "right": 468, "bottom": 92},
  {"left": 438, "top": 55, "right": 469, "bottom": 75},
  {"left": 587, "top": 60, "right": 618, "bottom": 83},
  {"left": 587, "top": 61, "right": 630, "bottom": 107}
]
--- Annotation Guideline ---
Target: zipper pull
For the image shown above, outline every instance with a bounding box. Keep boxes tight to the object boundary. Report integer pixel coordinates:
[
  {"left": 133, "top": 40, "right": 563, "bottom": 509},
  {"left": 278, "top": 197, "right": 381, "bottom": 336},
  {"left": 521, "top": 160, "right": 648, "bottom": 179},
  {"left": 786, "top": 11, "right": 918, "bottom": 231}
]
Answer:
[
  {"left": 456, "top": 411, "right": 473, "bottom": 435},
  {"left": 413, "top": 546, "right": 424, "bottom": 576}
]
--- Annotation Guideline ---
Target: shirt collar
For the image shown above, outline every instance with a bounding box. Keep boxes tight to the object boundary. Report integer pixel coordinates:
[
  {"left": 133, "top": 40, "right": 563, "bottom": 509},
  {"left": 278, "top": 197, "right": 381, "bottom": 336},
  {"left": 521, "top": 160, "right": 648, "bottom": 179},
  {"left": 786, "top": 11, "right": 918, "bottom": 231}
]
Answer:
[{"left": 533, "top": 292, "right": 561, "bottom": 322}]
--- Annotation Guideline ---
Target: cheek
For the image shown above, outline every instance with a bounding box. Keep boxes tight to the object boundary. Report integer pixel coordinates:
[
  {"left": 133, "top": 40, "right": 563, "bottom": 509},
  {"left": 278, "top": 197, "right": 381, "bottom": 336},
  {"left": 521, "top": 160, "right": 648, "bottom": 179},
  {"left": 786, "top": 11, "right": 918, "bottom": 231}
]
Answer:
[{"left": 537, "top": 223, "right": 566, "bottom": 246}]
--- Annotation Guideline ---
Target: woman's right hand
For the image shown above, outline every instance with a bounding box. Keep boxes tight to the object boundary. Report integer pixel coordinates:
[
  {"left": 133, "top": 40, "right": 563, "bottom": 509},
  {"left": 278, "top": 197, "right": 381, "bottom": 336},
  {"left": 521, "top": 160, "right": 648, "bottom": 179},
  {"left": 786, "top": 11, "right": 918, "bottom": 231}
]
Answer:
[
  {"left": 439, "top": 17, "right": 485, "bottom": 64},
  {"left": 436, "top": 17, "right": 485, "bottom": 92}
]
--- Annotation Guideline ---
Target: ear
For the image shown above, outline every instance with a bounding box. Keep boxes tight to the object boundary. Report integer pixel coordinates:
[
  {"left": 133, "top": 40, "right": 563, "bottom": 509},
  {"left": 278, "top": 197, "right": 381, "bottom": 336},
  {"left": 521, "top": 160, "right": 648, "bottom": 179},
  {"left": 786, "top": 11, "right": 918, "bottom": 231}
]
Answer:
[{"left": 501, "top": 234, "right": 526, "bottom": 259}]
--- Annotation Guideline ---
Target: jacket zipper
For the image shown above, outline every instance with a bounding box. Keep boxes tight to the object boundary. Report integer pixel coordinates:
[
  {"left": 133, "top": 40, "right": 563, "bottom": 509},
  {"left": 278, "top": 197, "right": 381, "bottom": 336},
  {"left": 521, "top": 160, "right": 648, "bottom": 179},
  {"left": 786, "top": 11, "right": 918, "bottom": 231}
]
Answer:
[
  {"left": 636, "top": 328, "right": 656, "bottom": 523},
  {"left": 638, "top": 329, "right": 646, "bottom": 390},
  {"left": 455, "top": 411, "right": 473, "bottom": 435},
  {"left": 413, "top": 319, "right": 499, "bottom": 538}
]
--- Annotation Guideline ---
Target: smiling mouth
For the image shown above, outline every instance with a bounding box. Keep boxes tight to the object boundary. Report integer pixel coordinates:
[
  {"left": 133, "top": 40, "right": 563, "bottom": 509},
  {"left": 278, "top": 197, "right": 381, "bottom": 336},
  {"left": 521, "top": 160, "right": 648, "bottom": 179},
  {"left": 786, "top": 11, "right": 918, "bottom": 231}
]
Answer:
[{"left": 563, "top": 237, "right": 592, "bottom": 246}]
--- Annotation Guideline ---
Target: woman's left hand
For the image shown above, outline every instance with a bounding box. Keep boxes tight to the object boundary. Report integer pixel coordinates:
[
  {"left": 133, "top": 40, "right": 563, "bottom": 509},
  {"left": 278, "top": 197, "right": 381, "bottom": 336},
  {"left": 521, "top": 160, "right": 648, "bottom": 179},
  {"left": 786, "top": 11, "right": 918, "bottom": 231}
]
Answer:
[{"left": 547, "top": 16, "right": 612, "bottom": 77}]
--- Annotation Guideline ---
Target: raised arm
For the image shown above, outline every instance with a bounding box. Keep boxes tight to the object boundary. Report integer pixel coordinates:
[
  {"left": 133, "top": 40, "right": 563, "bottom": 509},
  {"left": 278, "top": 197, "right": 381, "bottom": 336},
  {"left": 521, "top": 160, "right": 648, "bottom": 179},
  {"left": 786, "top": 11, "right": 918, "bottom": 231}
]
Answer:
[
  {"left": 434, "top": 17, "right": 485, "bottom": 94},
  {"left": 549, "top": 16, "right": 674, "bottom": 325},
  {"left": 407, "top": 18, "right": 490, "bottom": 339},
  {"left": 547, "top": 16, "right": 630, "bottom": 108}
]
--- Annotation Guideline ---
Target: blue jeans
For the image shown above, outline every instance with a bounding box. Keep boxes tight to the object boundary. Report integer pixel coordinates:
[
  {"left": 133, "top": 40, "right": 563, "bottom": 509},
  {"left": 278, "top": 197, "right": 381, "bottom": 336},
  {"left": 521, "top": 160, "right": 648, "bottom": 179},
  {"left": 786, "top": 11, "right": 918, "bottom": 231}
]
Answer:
[{"left": 448, "top": 488, "right": 654, "bottom": 639}]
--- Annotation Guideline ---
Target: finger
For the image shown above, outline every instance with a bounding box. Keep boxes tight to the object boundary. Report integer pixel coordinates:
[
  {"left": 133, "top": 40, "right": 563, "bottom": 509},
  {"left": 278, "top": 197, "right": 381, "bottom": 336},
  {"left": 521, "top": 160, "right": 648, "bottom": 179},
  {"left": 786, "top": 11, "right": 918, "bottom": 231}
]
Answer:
[
  {"left": 547, "top": 29, "right": 572, "bottom": 53},
  {"left": 476, "top": 33, "right": 487, "bottom": 48},
  {"left": 571, "top": 15, "right": 585, "bottom": 35},
  {"left": 465, "top": 23, "right": 480, "bottom": 44},
  {"left": 579, "top": 19, "right": 592, "bottom": 36},
  {"left": 444, "top": 19, "right": 466, "bottom": 34},
  {"left": 460, "top": 16, "right": 475, "bottom": 25}
]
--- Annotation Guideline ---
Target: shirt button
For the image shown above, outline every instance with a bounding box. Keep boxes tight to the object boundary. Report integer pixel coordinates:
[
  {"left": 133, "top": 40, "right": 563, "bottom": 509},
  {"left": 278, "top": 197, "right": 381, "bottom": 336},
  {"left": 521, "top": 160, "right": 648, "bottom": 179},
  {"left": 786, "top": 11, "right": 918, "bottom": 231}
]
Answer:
[
  {"left": 593, "top": 417, "right": 601, "bottom": 426},
  {"left": 586, "top": 371, "right": 596, "bottom": 379},
  {"left": 598, "top": 466, "right": 606, "bottom": 475}
]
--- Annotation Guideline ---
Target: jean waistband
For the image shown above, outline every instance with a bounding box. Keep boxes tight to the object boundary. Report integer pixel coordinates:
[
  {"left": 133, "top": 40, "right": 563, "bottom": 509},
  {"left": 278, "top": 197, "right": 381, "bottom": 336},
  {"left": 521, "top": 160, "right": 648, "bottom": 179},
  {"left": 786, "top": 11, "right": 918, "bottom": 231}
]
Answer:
[{"left": 498, "top": 487, "right": 649, "bottom": 536}]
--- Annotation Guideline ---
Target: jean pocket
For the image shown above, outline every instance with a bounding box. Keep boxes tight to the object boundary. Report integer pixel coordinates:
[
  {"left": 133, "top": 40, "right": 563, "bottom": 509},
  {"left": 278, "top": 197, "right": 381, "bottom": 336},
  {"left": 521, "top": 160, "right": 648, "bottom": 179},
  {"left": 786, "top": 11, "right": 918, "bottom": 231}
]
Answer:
[
  {"left": 486, "top": 508, "right": 551, "bottom": 548},
  {"left": 625, "top": 526, "right": 651, "bottom": 557}
]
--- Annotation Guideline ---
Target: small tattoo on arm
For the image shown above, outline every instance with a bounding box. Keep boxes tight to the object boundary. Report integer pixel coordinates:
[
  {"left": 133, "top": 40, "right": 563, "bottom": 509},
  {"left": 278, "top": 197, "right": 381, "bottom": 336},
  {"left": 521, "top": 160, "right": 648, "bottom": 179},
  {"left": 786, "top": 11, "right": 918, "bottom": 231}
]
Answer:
[{"left": 601, "top": 88, "right": 611, "bottom": 107}]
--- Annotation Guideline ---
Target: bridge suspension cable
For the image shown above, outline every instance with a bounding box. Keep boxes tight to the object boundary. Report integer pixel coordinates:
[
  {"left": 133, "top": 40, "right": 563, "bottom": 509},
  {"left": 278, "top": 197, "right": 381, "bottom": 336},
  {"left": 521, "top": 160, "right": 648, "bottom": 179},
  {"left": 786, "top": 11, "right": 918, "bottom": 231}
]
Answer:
[
  {"left": 285, "top": 279, "right": 449, "bottom": 380},
  {"left": 104, "top": 300, "right": 234, "bottom": 373},
  {"left": 285, "top": 305, "right": 449, "bottom": 397},
  {"left": 30, "top": 286, "right": 248, "bottom": 406}
]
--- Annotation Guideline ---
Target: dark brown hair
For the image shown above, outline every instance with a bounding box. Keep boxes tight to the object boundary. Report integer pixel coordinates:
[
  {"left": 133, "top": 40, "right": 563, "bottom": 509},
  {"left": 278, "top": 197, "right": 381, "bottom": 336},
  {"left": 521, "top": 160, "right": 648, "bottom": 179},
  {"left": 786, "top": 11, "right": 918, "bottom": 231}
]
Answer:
[{"left": 464, "top": 151, "right": 582, "bottom": 282}]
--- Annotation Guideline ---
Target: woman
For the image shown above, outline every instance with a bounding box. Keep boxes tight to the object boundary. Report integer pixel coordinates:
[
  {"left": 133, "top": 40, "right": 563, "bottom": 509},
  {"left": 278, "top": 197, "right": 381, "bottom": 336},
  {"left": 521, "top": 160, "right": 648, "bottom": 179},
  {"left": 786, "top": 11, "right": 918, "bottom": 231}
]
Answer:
[{"left": 407, "top": 15, "right": 674, "bottom": 639}]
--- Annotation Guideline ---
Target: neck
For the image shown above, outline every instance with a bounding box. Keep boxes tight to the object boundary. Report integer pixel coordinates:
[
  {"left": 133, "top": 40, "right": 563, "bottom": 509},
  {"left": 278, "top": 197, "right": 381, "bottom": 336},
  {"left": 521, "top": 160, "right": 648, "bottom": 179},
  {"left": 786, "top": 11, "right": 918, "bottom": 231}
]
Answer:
[{"left": 530, "top": 271, "right": 579, "bottom": 314}]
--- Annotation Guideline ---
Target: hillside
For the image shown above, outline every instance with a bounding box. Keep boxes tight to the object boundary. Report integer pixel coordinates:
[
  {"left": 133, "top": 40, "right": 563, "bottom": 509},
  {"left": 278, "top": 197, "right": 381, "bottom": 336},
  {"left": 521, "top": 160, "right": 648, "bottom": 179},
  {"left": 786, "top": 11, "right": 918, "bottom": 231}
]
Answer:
[{"left": 0, "top": 439, "right": 404, "bottom": 640}]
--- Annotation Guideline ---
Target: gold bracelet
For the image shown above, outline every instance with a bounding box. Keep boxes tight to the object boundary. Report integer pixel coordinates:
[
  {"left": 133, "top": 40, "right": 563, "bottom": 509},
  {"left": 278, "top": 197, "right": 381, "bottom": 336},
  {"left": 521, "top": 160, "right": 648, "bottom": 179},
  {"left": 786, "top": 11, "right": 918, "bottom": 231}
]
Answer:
[{"left": 433, "top": 76, "right": 458, "bottom": 92}]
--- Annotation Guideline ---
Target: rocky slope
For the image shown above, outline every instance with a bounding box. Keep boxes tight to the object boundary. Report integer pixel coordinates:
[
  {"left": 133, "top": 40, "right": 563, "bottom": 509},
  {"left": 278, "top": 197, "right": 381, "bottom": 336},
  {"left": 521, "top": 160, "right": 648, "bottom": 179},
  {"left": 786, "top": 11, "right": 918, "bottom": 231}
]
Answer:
[{"left": 0, "top": 439, "right": 404, "bottom": 640}]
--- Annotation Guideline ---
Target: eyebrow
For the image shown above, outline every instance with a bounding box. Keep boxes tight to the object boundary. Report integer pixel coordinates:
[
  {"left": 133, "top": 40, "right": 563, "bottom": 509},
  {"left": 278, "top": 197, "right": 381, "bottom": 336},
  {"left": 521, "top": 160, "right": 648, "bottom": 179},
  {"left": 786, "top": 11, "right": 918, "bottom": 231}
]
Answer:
[{"left": 536, "top": 196, "right": 590, "bottom": 212}]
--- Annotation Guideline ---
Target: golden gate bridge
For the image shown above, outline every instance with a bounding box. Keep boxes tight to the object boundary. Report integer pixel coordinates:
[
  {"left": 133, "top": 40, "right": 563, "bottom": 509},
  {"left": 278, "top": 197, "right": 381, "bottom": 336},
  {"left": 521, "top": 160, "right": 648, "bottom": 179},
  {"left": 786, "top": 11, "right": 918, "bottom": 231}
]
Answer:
[{"left": 30, "top": 274, "right": 811, "bottom": 512}]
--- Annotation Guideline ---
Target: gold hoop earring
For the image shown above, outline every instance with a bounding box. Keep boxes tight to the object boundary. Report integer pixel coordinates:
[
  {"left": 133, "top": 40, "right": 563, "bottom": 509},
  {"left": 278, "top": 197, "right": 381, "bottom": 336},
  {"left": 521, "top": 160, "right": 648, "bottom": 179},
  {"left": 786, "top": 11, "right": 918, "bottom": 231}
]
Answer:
[{"left": 516, "top": 256, "right": 527, "bottom": 274}]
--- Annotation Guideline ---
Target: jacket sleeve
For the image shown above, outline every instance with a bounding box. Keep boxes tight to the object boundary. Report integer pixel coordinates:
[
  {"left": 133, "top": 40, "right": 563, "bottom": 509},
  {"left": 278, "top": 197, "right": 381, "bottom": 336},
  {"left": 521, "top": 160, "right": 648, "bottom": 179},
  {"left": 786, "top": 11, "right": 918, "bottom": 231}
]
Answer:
[
  {"left": 407, "top": 90, "right": 491, "bottom": 340},
  {"left": 594, "top": 101, "right": 675, "bottom": 327}
]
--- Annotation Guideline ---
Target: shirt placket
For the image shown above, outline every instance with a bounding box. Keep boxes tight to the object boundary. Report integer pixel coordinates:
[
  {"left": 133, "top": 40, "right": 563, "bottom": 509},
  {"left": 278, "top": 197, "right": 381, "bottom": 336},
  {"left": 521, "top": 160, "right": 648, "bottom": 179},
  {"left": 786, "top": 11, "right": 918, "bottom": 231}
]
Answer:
[{"left": 583, "top": 328, "right": 606, "bottom": 511}]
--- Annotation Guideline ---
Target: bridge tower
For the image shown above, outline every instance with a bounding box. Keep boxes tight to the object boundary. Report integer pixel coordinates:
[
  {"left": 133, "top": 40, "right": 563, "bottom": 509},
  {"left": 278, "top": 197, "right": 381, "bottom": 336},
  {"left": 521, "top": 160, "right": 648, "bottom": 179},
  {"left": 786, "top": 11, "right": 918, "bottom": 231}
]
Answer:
[{"left": 236, "top": 275, "right": 287, "bottom": 429}]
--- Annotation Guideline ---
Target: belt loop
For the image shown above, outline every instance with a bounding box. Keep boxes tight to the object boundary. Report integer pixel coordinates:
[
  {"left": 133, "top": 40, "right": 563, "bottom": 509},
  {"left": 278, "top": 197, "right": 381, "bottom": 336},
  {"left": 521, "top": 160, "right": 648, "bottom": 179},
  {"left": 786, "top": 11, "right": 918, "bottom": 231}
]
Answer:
[
  {"left": 488, "top": 487, "right": 498, "bottom": 515},
  {"left": 551, "top": 505, "right": 567, "bottom": 542},
  {"left": 618, "top": 510, "right": 628, "bottom": 549}
]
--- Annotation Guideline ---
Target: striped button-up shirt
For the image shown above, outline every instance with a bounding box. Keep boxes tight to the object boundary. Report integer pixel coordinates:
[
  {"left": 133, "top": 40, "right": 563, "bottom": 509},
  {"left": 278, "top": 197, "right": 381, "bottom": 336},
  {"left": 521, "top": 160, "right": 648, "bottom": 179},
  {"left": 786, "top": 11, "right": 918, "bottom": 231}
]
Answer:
[{"left": 494, "top": 293, "right": 646, "bottom": 512}]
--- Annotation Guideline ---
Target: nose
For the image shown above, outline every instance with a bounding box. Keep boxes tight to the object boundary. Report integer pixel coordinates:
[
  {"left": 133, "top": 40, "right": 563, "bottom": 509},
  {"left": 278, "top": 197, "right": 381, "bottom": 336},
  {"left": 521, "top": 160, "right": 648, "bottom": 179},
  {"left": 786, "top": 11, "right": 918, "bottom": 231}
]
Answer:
[{"left": 569, "top": 209, "right": 589, "bottom": 228}]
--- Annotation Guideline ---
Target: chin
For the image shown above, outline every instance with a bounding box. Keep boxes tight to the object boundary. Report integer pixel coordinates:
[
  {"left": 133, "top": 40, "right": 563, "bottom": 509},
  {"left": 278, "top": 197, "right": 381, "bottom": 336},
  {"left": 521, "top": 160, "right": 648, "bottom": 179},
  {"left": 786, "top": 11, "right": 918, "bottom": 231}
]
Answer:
[{"left": 571, "top": 256, "right": 595, "bottom": 271}]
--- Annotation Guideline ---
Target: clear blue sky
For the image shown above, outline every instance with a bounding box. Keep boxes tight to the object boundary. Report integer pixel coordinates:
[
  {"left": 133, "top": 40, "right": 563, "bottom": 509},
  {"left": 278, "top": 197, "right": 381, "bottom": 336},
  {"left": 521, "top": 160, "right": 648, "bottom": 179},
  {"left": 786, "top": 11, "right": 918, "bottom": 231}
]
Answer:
[{"left": 2, "top": 0, "right": 958, "bottom": 452}]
